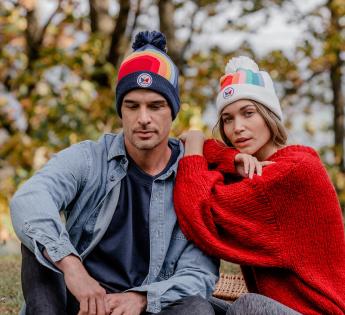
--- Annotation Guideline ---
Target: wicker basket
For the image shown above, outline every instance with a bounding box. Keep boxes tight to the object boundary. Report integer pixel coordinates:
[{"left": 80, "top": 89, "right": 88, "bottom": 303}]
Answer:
[{"left": 213, "top": 273, "right": 248, "bottom": 301}]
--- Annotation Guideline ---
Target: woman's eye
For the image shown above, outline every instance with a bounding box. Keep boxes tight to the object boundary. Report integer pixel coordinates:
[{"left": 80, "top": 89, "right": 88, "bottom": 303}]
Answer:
[
  {"left": 223, "top": 117, "right": 233, "bottom": 124},
  {"left": 245, "top": 111, "right": 254, "bottom": 117}
]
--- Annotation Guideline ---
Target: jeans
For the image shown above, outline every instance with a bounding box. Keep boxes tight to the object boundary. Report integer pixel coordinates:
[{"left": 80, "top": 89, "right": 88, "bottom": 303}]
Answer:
[
  {"left": 21, "top": 245, "right": 214, "bottom": 315},
  {"left": 209, "top": 295, "right": 302, "bottom": 315}
]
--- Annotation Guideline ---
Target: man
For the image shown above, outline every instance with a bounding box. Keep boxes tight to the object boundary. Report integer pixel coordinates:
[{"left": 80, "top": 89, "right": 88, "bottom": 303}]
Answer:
[{"left": 10, "top": 30, "right": 218, "bottom": 315}]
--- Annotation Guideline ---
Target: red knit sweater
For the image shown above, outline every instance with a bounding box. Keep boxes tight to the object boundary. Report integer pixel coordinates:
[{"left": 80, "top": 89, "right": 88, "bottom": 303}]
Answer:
[{"left": 174, "top": 140, "right": 345, "bottom": 315}]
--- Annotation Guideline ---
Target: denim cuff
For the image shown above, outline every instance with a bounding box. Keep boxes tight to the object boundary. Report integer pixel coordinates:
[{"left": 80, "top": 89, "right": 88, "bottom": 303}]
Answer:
[
  {"left": 126, "top": 286, "right": 161, "bottom": 313},
  {"left": 44, "top": 239, "right": 79, "bottom": 263},
  {"left": 146, "top": 290, "right": 161, "bottom": 313},
  {"left": 23, "top": 222, "right": 80, "bottom": 272}
]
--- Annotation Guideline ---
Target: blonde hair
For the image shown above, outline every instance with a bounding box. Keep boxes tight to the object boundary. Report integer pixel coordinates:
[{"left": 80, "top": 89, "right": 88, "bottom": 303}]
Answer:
[{"left": 213, "top": 100, "right": 288, "bottom": 148}]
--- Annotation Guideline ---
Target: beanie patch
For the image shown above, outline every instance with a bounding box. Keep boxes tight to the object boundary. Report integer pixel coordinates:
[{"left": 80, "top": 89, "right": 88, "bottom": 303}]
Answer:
[
  {"left": 223, "top": 87, "right": 234, "bottom": 99},
  {"left": 137, "top": 73, "right": 153, "bottom": 87}
]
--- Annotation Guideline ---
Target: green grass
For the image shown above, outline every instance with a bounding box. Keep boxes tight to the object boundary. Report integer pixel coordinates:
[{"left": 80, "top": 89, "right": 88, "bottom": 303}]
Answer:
[
  {"left": 220, "top": 260, "right": 241, "bottom": 275},
  {"left": 0, "top": 255, "right": 23, "bottom": 315}
]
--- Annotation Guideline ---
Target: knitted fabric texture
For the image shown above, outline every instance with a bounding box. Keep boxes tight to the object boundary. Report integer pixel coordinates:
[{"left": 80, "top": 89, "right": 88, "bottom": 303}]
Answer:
[
  {"left": 115, "top": 31, "right": 180, "bottom": 119},
  {"left": 174, "top": 140, "right": 345, "bottom": 315},
  {"left": 216, "top": 56, "right": 282, "bottom": 120}
]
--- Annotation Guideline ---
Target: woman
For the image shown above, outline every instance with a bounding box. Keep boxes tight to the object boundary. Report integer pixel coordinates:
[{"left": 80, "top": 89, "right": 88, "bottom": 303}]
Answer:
[{"left": 174, "top": 56, "right": 345, "bottom": 315}]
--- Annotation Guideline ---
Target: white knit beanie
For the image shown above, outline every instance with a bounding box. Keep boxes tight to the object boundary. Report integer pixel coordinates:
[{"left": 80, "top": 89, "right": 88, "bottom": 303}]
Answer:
[{"left": 216, "top": 56, "right": 282, "bottom": 120}]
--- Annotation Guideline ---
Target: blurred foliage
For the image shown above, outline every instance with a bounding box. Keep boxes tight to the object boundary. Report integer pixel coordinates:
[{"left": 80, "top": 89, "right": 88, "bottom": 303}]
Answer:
[{"left": 0, "top": 0, "right": 344, "bottom": 239}]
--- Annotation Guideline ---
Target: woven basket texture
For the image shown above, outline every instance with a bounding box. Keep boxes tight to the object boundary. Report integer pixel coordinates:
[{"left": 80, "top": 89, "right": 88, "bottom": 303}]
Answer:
[{"left": 213, "top": 273, "right": 248, "bottom": 301}]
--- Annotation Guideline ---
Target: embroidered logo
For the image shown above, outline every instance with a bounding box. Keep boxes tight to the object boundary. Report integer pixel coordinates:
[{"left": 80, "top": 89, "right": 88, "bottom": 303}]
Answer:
[
  {"left": 137, "top": 73, "right": 152, "bottom": 87},
  {"left": 223, "top": 87, "right": 234, "bottom": 99}
]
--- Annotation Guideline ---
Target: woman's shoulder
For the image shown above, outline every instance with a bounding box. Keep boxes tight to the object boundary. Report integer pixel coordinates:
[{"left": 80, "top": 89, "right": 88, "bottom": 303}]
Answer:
[
  {"left": 270, "top": 145, "right": 320, "bottom": 164},
  {"left": 267, "top": 145, "right": 328, "bottom": 183}
]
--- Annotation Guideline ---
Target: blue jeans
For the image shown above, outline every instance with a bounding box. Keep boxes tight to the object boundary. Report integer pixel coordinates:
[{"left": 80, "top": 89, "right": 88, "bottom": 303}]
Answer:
[
  {"left": 21, "top": 244, "right": 214, "bottom": 315},
  {"left": 209, "top": 295, "right": 302, "bottom": 315}
]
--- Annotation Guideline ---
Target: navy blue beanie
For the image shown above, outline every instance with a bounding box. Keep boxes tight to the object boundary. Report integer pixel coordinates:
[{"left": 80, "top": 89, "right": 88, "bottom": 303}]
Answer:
[{"left": 115, "top": 31, "right": 180, "bottom": 119}]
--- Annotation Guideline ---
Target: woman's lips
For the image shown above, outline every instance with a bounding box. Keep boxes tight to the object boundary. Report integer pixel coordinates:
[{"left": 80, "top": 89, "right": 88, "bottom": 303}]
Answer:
[{"left": 235, "top": 138, "right": 252, "bottom": 147}]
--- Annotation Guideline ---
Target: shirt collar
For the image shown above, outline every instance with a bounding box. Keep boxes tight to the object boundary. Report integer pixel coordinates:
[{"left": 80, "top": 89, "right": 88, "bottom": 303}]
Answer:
[
  {"left": 107, "top": 132, "right": 184, "bottom": 177},
  {"left": 107, "top": 131, "right": 126, "bottom": 161}
]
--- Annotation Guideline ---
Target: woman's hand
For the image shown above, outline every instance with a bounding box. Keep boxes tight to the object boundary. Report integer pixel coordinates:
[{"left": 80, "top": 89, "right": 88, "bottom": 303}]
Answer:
[
  {"left": 235, "top": 153, "right": 274, "bottom": 179},
  {"left": 179, "top": 130, "right": 205, "bottom": 156}
]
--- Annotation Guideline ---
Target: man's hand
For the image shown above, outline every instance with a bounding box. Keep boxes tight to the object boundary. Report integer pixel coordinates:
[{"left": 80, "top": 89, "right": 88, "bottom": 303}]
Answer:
[
  {"left": 53, "top": 254, "right": 110, "bottom": 315},
  {"left": 105, "top": 292, "right": 147, "bottom": 315},
  {"left": 235, "top": 153, "right": 274, "bottom": 179}
]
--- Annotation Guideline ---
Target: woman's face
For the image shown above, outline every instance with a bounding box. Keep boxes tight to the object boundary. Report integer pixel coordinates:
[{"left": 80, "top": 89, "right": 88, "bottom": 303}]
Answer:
[{"left": 221, "top": 99, "right": 276, "bottom": 160}]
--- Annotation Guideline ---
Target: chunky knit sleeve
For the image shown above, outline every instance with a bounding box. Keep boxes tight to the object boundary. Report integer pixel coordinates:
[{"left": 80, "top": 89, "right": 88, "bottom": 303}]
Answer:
[
  {"left": 203, "top": 139, "right": 239, "bottom": 174},
  {"left": 174, "top": 155, "right": 293, "bottom": 267}
]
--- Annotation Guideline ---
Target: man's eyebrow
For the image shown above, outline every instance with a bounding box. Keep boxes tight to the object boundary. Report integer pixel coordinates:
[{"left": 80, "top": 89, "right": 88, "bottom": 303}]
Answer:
[
  {"left": 123, "top": 99, "right": 167, "bottom": 104},
  {"left": 123, "top": 99, "right": 138, "bottom": 104},
  {"left": 149, "top": 100, "right": 168, "bottom": 105}
]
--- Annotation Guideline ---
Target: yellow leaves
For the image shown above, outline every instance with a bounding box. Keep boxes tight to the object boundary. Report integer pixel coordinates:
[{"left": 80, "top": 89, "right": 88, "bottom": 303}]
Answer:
[
  {"left": 326, "top": 165, "right": 345, "bottom": 208},
  {"left": 36, "top": 82, "right": 51, "bottom": 96},
  {"left": 33, "top": 146, "right": 49, "bottom": 170},
  {"left": 69, "top": 133, "right": 78, "bottom": 144},
  {"left": 303, "top": 120, "right": 316, "bottom": 136},
  {"left": 172, "top": 103, "right": 207, "bottom": 137},
  {"left": 0, "top": 96, "right": 8, "bottom": 108},
  {"left": 20, "top": 98, "right": 32, "bottom": 110},
  {"left": 0, "top": 168, "right": 15, "bottom": 240}
]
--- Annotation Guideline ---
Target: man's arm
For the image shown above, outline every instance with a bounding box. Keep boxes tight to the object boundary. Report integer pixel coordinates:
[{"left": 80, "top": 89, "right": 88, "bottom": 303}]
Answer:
[
  {"left": 10, "top": 142, "right": 90, "bottom": 270},
  {"left": 43, "top": 251, "right": 110, "bottom": 315}
]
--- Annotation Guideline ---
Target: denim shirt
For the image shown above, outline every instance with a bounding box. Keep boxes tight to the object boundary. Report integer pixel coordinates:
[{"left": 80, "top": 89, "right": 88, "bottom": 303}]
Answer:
[{"left": 10, "top": 132, "right": 219, "bottom": 313}]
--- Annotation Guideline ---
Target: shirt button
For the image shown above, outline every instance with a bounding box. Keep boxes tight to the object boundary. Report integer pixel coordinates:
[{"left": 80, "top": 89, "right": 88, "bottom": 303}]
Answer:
[{"left": 110, "top": 175, "right": 116, "bottom": 181}]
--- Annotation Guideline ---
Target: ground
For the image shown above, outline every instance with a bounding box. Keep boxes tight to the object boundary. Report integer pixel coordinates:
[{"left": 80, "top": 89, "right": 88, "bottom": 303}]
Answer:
[
  {"left": 0, "top": 255, "right": 22, "bottom": 315},
  {"left": 0, "top": 254, "right": 240, "bottom": 314}
]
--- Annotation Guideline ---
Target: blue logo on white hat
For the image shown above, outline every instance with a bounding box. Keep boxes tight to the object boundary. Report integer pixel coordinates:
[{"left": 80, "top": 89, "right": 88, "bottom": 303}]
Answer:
[
  {"left": 223, "top": 87, "right": 234, "bottom": 99},
  {"left": 137, "top": 73, "right": 152, "bottom": 87}
]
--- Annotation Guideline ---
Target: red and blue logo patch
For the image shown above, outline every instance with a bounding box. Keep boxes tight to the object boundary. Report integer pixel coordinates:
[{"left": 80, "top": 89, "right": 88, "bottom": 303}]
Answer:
[
  {"left": 137, "top": 73, "right": 153, "bottom": 87},
  {"left": 223, "top": 87, "right": 234, "bottom": 99}
]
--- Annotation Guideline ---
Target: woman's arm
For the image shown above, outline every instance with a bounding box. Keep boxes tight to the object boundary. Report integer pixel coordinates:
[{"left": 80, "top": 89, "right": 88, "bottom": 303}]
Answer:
[
  {"left": 181, "top": 132, "right": 269, "bottom": 178},
  {"left": 174, "top": 154, "right": 292, "bottom": 267}
]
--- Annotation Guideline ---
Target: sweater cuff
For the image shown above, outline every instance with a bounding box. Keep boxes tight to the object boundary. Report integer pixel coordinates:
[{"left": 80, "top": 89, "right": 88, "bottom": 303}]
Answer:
[
  {"left": 203, "top": 140, "right": 238, "bottom": 174},
  {"left": 178, "top": 155, "right": 209, "bottom": 175}
]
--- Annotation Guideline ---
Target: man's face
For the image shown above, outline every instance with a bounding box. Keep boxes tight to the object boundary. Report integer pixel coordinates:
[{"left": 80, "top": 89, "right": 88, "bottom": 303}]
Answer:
[{"left": 121, "top": 89, "right": 172, "bottom": 152}]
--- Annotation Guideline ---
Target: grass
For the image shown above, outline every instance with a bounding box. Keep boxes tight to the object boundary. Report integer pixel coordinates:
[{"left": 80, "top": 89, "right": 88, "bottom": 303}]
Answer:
[
  {"left": 0, "top": 255, "right": 23, "bottom": 315},
  {"left": 0, "top": 254, "right": 239, "bottom": 314},
  {"left": 220, "top": 260, "right": 241, "bottom": 275}
]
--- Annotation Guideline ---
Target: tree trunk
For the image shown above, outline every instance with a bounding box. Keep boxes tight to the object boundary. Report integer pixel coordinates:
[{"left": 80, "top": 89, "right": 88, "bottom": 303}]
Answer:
[
  {"left": 329, "top": 0, "right": 345, "bottom": 170},
  {"left": 25, "top": 8, "right": 41, "bottom": 67},
  {"left": 158, "top": 0, "right": 183, "bottom": 71},
  {"left": 25, "top": 1, "right": 61, "bottom": 69},
  {"left": 88, "top": 0, "right": 113, "bottom": 34},
  {"left": 89, "top": 0, "right": 99, "bottom": 33},
  {"left": 106, "top": 0, "right": 130, "bottom": 67},
  {"left": 331, "top": 59, "right": 344, "bottom": 170}
]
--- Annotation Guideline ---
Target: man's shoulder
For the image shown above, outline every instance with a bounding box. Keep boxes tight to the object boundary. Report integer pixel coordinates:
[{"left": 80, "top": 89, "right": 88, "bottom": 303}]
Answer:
[
  {"left": 75, "top": 133, "right": 120, "bottom": 155},
  {"left": 168, "top": 137, "right": 183, "bottom": 155}
]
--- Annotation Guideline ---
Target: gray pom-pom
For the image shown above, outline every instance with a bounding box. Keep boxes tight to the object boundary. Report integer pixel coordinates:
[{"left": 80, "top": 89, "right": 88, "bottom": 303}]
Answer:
[{"left": 132, "top": 31, "right": 167, "bottom": 52}]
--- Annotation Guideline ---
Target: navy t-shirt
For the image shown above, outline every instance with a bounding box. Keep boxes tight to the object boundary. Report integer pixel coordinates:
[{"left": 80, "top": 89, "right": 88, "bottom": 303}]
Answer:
[{"left": 84, "top": 143, "right": 180, "bottom": 292}]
